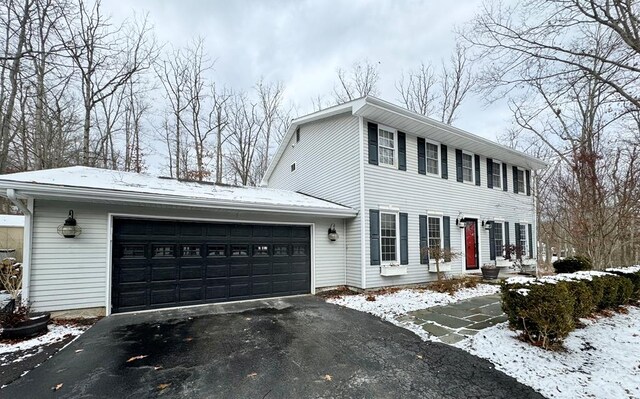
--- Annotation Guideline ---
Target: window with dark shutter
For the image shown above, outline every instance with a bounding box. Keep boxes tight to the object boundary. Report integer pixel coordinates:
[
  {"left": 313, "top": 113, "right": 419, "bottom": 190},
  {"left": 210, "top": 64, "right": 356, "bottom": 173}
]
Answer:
[
  {"left": 368, "top": 122, "right": 378, "bottom": 165},
  {"left": 399, "top": 213, "right": 408, "bottom": 265},
  {"left": 370, "top": 210, "right": 380, "bottom": 265},
  {"left": 418, "top": 137, "right": 426, "bottom": 175},
  {"left": 474, "top": 154, "right": 481, "bottom": 186},
  {"left": 398, "top": 132, "right": 406, "bottom": 171},
  {"left": 441, "top": 144, "right": 448, "bottom": 179},
  {"left": 419, "top": 215, "right": 428, "bottom": 264},
  {"left": 502, "top": 163, "right": 508, "bottom": 191}
]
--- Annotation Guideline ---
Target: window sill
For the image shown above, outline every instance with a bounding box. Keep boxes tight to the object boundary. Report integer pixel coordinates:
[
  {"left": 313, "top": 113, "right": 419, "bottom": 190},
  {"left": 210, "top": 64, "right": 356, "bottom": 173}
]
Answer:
[
  {"left": 380, "top": 265, "right": 407, "bottom": 276},
  {"left": 377, "top": 162, "right": 397, "bottom": 170}
]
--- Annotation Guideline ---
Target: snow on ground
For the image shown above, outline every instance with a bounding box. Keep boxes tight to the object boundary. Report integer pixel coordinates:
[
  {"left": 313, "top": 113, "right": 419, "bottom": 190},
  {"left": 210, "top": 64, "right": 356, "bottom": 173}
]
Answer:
[
  {"left": 0, "top": 323, "right": 88, "bottom": 366},
  {"left": 455, "top": 306, "right": 640, "bottom": 399},
  {"left": 327, "top": 284, "right": 499, "bottom": 340}
]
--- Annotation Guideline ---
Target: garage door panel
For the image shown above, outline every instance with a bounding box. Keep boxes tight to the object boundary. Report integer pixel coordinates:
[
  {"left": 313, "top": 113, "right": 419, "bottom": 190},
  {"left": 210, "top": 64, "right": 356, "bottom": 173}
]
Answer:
[{"left": 112, "top": 219, "right": 310, "bottom": 313}]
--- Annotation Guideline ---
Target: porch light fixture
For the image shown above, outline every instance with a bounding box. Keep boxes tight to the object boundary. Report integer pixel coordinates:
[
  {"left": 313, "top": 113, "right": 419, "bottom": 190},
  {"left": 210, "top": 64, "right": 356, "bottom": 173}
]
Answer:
[
  {"left": 483, "top": 220, "right": 493, "bottom": 230},
  {"left": 456, "top": 215, "right": 466, "bottom": 228},
  {"left": 57, "top": 210, "right": 82, "bottom": 238},
  {"left": 328, "top": 224, "right": 339, "bottom": 241}
]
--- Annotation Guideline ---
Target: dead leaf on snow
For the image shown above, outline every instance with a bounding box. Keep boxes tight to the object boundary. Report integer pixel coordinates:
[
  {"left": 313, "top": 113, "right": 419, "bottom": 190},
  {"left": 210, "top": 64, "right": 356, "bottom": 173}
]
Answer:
[
  {"left": 247, "top": 372, "right": 258, "bottom": 378},
  {"left": 322, "top": 374, "right": 332, "bottom": 381},
  {"left": 157, "top": 383, "right": 171, "bottom": 390},
  {"left": 52, "top": 383, "right": 63, "bottom": 391},
  {"left": 126, "top": 355, "right": 148, "bottom": 363}
]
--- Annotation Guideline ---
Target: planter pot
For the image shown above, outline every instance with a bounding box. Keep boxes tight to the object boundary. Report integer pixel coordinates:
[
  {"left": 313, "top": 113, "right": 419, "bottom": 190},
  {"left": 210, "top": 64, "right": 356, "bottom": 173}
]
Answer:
[
  {"left": 481, "top": 267, "right": 500, "bottom": 280},
  {"left": 1, "top": 312, "right": 51, "bottom": 339},
  {"left": 380, "top": 265, "right": 408, "bottom": 277}
]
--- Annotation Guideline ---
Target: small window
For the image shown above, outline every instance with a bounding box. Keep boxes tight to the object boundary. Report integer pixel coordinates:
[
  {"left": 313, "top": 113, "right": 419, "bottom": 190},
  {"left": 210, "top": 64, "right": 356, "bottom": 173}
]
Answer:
[
  {"left": 291, "top": 162, "right": 296, "bottom": 172},
  {"left": 426, "top": 142, "right": 439, "bottom": 175},
  {"left": 519, "top": 224, "right": 528, "bottom": 257},
  {"left": 380, "top": 212, "right": 397, "bottom": 262},
  {"left": 292, "top": 244, "right": 307, "bottom": 256},
  {"left": 517, "top": 169, "right": 525, "bottom": 193},
  {"left": 207, "top": 244, "right": 226, "bottom": 257},
  {"left": 231, "top": 245, "right": 248, "bottom": 256},
  {"left": 493, "top": 222, "right": 504, "bottom": 257},
  {"left": 492, "top": 162, "right": 501, "bottom": 188},
  {"left": 181, "top": 245, "right": 201, "bottom": 257},
  {"left": 153, "top": 245, "right": 175, "bottom": 258},
  {"left": 427, "top": 216, "right": 442, "bottom": 250},
  {"left": 122, "top": 245, "right": 145, "bottom": 258},
  {"left": 253, "top": 244, "right": 269, "bottom": 256},
  {"left": 273, "top": 244, "right": 288, "bottom": 256},
  {"left": 462, "top": 153, "right": 473, "bottom": 182},
  {"left": 378, "top": 127, "right": 396, "bottom": 166},
  {"left": 296, "top": 127, "right": 300, "bottom": 142}
]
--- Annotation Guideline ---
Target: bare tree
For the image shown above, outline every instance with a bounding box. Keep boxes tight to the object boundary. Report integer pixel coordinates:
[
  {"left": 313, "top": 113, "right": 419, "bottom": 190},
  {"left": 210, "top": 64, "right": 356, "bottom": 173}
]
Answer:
[
  {"left": 396, "top": 62, "right": 438, "bottom": 117},
  {"left": 211, "top": 83, "right": 232, "bottom": 184},
  {"left": 227, "top": 93, "right": 264, "bottom": 185},
  {"left": 333, "top": 60, "right": 380, "bottom": 103},
  {"left": 255, "top": 78, "right": 285, "bottom": 177},
  {"left": 439, "top": 44, "right": 475, "bottom": 124}
]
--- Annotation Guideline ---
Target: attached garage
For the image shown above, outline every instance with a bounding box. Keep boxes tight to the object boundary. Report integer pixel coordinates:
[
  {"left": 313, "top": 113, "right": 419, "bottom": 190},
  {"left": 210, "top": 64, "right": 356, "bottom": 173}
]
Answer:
[
  {"left": 112, "top": 218, "right": 311, "bottom": 313},
  {"left": 0, "top": 166, "right": 356, "bottom": 316}
]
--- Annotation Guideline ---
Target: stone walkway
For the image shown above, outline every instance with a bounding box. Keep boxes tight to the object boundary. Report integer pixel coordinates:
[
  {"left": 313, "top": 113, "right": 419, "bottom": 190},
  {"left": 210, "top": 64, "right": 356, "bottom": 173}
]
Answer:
[{"left": 407, "top": 294, "right": 507, "bottom": 345}]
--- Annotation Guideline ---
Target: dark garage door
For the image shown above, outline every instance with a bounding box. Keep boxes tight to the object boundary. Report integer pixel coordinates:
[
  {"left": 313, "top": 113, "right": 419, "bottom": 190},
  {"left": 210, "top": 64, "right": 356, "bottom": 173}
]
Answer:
[{"left": 111, "top": 218, "right": 311, "bottom": 313}]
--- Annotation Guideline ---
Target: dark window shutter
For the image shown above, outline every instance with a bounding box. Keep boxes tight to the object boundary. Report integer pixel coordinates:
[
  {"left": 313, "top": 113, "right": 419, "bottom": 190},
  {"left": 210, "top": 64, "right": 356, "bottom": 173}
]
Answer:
[
  {"left": 398, "top": 132, "right": 406, "bottom": 171},
  {"left": 455, "top": 149, "right": 463, "bottom": 182},
  {"left": 504, "top": 221, "right": 510, "bottom": 246},
  {"left": 369, "top": 210, "right": 380, "bottom": 265},
  {"left": 368, "top": 122, "right": 378, "bottom": 165},
  {"left": 417, "top": 137, "right": 426, "bottom": 175},
  {"left": 502, "top": 163, "right": 508, "bottom": 192},
  {"left": 400, "top": 213, "right": 408, "bottom": 265},
  {"left": 514, "top": 222, "right": 521, "bottom": 259},
  {"left": 489, "top": 222, "right": 496, "bottom": 260},
  {"left": 474, "top": 154, "right": 481, "bottom": 186},
  {"left": 526, "top": 170, "right": 531, "bottom": 196},
  {"left": 419, "top": 215, "right": 428, "bottom": 264},
  {"left": 528, "top": 223, "right": 534, "bottom": 259},
  {"left": 486, "top": 158, "right": 493, "bottom": 189},
  {"left": 513, "top": 166, "right": 519, "bottom": 193},
  {"left": 441, "top": 144, "right": 448, "bottom": 179},
  {"left": 443, "top": 216, "right": 451, "bottom": 262}
]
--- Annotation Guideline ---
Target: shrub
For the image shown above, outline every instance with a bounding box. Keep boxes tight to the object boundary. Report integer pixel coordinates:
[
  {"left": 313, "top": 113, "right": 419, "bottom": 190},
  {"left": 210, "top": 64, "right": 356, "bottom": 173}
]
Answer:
[
  {"left": 553, "top": 256, "right": 592, "bottom": 274},
  {"left": 429, "top": 276, "right": 479, "bottom": 295},
  {"left": 516, "top": 283, "right": 575, "bottom": 350},
  {"left": 616, "top": 278, "right": 634, "bottom": 305},
  {"left": 560, "top": 280, "right": 594, "bottom": 319},
  {"left": 501, "top": 281, "right": 530, "bottom": 329},
  {"left": 606, "top": 269, "right": 640, "bottom": 299}
]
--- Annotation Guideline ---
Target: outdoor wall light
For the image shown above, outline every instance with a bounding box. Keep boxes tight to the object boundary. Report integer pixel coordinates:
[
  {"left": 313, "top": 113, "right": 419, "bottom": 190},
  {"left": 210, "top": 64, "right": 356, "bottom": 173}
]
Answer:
[
  {"left": 456, "top": 216, "right": 466, "bottom": 228},
  {"left": 57, "top": 210, "right": 82, "bottom": 238},
  {"left": 328, "top": 224, "right": 339, "bottom": 241},
  {"left": 483, "top": 220, "right": 493, "bottom": 230}
]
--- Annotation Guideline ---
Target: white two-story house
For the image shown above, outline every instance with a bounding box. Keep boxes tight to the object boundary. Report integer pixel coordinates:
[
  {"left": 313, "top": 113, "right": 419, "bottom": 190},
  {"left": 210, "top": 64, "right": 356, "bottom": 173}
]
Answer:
[{"left": 263, "top": 96, "right": 546, "bottom": 290}]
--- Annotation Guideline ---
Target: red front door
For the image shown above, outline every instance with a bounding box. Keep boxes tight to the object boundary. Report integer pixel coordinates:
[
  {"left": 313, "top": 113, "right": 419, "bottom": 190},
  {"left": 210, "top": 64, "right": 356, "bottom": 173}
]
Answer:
[{"left": 465, "top": 220, "right": 478, "bottom": 269}]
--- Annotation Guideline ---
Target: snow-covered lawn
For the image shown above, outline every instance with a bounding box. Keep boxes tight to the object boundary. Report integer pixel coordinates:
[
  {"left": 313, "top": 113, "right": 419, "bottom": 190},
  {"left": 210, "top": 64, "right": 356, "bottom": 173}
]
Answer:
[
  {"left": 0, "top": 322, "right": 89, "bottom": 367},
  {"left": 326, "top": 284, "right": 500, "bottom": 340},
  {"left": 456, "top": 306, "right": 640, "bottom": 399}
]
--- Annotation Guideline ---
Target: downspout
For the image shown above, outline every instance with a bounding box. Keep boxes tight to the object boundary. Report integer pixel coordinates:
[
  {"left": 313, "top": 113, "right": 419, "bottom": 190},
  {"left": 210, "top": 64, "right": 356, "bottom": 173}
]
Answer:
[
  {"left": 6, "top": 188, "right": 33, "bottom": 304},
  {"left": 358, "top": 116, "right": 367, "bottom": 289}
]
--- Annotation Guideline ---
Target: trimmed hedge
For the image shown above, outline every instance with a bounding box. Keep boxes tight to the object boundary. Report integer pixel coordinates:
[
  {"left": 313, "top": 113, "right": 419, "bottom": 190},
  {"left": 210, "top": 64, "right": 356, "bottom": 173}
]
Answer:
[
  {"left": 553, "top": 256, "right": 592, "bottom": 273},
  {"left": 502, "top": 266, "right": 640, "bottom": 350}
]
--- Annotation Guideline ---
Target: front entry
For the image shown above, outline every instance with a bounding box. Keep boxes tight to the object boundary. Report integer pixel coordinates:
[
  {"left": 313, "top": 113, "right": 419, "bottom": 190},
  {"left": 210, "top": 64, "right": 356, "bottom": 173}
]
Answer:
[{"left": 464, "top": 220, "right": 479, "bottom": 270}]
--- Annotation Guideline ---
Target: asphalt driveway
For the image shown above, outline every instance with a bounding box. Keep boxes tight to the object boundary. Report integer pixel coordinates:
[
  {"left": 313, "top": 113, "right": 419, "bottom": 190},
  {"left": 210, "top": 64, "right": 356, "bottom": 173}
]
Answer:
[{"left": 2, "top": 296, "right": 542, "bottom": 398}]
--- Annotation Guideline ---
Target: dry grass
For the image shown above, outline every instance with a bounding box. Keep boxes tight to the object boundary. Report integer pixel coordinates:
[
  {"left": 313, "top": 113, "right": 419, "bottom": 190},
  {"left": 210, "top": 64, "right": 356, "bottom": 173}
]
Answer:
[{"left": 427, "top": 276, "right": 480, "bottom": 295}]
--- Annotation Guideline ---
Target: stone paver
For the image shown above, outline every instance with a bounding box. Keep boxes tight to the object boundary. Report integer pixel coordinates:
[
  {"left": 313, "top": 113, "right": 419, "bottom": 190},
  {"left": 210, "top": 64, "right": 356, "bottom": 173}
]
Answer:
[{"left": 408, "top": 294, "right": 506, "bottom": 344}]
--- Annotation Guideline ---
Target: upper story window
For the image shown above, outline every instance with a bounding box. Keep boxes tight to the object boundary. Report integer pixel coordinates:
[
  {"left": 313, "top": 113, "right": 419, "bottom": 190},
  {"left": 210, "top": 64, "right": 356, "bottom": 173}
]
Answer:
[
  {"left": 462, "top": 152, "right": 473, "bottom": 182},
  {"left": 492, "top": 161, "right": 502, "bottom": 188},
  {"left": 380, "top": 212, "right": 398, "bottom": 262},
  {"left": 378, "top": 127, "right": 396, "bottom": 167},
  {"left": 516, "top": 169, "right": 525, "bottom": 193},
  {"left": 426, "top": 142, "right": 439, "bottom": 175}
]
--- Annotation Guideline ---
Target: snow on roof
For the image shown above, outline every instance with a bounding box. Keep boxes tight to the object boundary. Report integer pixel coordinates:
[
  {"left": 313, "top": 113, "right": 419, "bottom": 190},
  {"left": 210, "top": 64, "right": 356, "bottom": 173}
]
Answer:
[
  {"left": 0, "top": 167, "right": 355, "bottom": 216},
  {"left": 0, "top": 214, "right": 24, "bottom": 227}
]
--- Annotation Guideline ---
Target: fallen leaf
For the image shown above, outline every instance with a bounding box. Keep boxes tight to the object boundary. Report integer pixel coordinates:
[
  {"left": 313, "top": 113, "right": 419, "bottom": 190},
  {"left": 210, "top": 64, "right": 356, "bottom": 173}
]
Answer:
[
  {"left": 416, "top": 355, "right": 423, "bottom": 359},
  {"left": 247, "top": 372, "right": 258, "bottom": 378},
  {"left": 245, "top": 317, "right": 252, "bottom": 321},
  {"left": 126, "top": 355, "right": 148, "bottom": 363},
  {"left": 75, "top": 349, "right": 84, "bottom": 353},
  {"left": 154, "top": 365, "right": 163, "bottom": 370},
  {"left": 322, "top": 374, "right": 332, "bottom": 381},
  {"left": 157, "top": 383, "right": 171, "bottom": 390},
  {"left": 184, "top": 337, "right": 193, "bottom": 342},
  {"left": 52, "top": 383, "right": 63, "bottom": 391}
]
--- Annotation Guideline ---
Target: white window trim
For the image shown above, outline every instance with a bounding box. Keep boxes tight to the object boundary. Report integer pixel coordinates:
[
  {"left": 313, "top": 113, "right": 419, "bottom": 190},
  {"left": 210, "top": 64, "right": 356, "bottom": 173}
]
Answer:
[
  {"left": 424, "top": 139, "right": 441, "bottom": 176},
  {"left": 377, "top": 125, "right": 398, "bottom": 169},
  {"left": 461, "top": 150, "right": 475, "bottom": 184},
  {"left": 492, "top": 160, "right": 502, "bottom": 189},
  {"left": 380, "top": 211, "right": 400, "bottom": 266},
  {"left": 493, "top": 221, "right": 506, "bottom": 259},
  {"left": 518, "top": 223, "right": 529, "bottom": 257},
  {"left": 426, "top": 214, "right": 444, "bottom": 264},
  {"left": 515, "top": 167, "right": 526, "bottom": 194}
]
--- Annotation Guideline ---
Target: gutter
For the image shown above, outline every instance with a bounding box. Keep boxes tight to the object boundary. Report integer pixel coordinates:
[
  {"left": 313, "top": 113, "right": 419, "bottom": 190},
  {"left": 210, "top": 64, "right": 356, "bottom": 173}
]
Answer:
[{"left": 5, "top": 188, "right": 32, "bottom": 305}]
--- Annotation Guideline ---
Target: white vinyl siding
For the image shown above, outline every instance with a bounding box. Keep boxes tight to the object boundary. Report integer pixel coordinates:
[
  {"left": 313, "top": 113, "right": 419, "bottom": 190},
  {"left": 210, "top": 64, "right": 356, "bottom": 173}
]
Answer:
[
  {"left": 380, "top": 212, "right": 398, "bottom": 263},
  {"left": 426, "top": 142, "right": 439, "bottom": 175},
  {"left": 462, "top": 152, "right": 473, "bottom": 182},
  {"left": 378, "top": 127, "right": 396, "bottom": 167},
  {"left": 29, "top": 200, "right": 347, "bottom": 312},
  {"left": 492, "top": 161, "right": 501, "bottom": 188}
]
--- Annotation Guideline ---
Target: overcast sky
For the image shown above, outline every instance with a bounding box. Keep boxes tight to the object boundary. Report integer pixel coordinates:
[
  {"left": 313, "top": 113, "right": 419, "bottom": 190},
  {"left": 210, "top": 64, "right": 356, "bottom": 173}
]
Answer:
[{"left": 102, "top": 0, "right": 512, "bottom": 142}]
